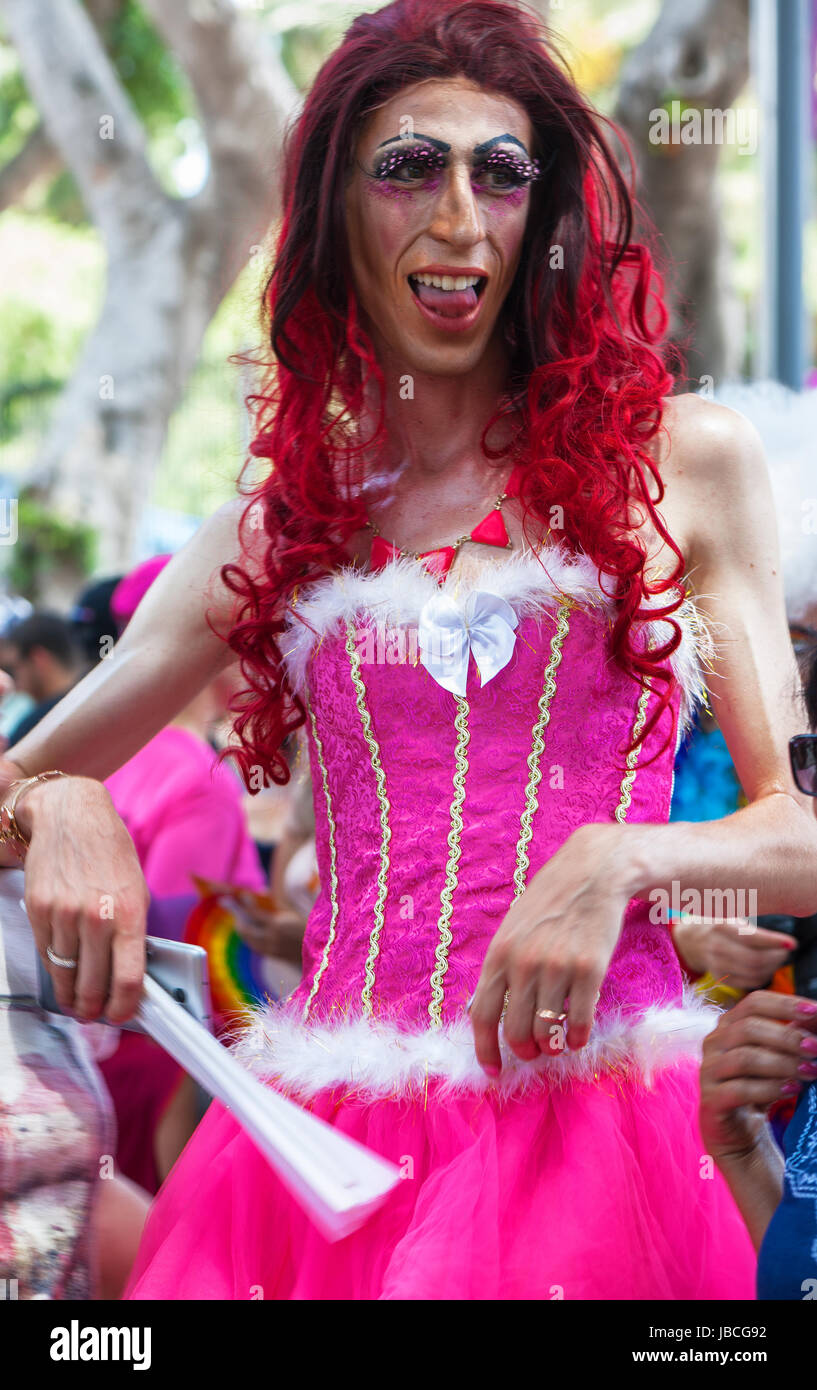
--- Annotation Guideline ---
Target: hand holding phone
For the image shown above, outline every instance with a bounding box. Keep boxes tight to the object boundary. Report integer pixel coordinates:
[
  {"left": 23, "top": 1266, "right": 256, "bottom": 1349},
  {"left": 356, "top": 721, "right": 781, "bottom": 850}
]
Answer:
[{"left": 37, "top": 934, "right": 212, "bottom": 1034}]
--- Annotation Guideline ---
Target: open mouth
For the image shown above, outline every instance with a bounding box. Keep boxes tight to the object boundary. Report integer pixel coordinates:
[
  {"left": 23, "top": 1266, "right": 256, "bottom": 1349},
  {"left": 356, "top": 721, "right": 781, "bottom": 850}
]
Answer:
[{"left": 407, "top": 272, "right": 488, "bottom": 319}]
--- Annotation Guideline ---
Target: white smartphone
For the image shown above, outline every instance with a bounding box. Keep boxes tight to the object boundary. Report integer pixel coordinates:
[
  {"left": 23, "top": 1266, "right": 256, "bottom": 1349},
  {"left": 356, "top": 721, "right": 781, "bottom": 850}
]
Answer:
[{"left": 36, "top": 935, "right": 213, "bottom": 1034}]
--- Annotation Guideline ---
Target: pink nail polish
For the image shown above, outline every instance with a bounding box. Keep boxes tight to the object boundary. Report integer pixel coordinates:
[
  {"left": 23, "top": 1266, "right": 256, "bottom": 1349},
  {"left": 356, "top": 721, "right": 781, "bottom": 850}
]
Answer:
[
  {"left": 800, "top": 1036, "right": 817, "bottom": 1056},
  {"left": 780, "top": 1080, "right": 800, "bottom": 1097},
  {"left": 482, "top": 1063, "right": 500, "bottom": 1077},
  {"left": 797, "top": 1062, "right": 817, "bottom": 1078},
  {"left": 796, "top": 1001, "right": 817, "bottom": 1016}
]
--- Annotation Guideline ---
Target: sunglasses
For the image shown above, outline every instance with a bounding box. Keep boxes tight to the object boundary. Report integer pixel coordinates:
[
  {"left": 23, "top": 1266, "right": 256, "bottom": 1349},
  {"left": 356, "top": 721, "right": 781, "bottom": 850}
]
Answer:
[{"left": 790, "top": 735, "right": 817, "bottom": 796}]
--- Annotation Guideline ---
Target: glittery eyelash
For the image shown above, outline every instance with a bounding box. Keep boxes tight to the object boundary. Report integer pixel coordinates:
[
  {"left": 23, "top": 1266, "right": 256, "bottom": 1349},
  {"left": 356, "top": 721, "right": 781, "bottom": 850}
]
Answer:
[
  {"left": 474, "top": 150, "right": 542, "bottom": 184},
  {"left": 370, "top": 145, "right": 446, "bottom": 179},
  {"left": 368, "top": 143, "right": 542, "bottom": 188}
]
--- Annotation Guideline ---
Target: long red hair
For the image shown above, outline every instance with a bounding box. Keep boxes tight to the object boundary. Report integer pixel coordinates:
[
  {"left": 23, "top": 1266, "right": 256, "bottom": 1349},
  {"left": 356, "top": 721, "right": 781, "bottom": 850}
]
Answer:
[{"left": 221, "top": 0, "right": 684, "bottom": 788}]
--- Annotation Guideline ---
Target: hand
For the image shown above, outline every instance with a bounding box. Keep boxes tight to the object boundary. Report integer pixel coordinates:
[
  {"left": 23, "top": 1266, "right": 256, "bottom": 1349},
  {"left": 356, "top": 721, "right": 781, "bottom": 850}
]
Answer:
[
  {"left": 17, "top": 775, "right": 149, "bottom": 1023},
  {"left": 699, "top": 990, "right": 817, "bottom": 1162},
  {"left": 672, "top": 914, "right": 796, "bottom": 988},
  {"left": 231, "top": 895, "right": 306, "bottom": 965},
  {"left": 470, "top": 823, "right": 633, "bottom": 1072}
]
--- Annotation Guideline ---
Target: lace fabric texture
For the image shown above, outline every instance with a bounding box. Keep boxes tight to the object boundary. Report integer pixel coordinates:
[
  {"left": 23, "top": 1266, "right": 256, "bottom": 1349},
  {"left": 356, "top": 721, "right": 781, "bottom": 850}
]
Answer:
[{"left": 283, "top": 552, "right": 691, "bottom": 1038}]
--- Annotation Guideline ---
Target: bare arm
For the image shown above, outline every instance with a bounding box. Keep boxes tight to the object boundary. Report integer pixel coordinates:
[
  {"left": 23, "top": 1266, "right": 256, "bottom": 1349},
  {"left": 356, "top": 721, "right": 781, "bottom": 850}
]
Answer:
[
  {"left": 1, "top": 495, "right": 256, "bottom": 790},
  {"left": 471, "top": 397, "right": 817, "bottom": 1070},
  {"left": 620, "top": 397, "right": 817, "bottom": 918},
  {"left": 714, "top": 1135, "right": 785, "bottom": 1252},
  {"left": 0, "top": 495, "right": 269, "bottom": 1023}
]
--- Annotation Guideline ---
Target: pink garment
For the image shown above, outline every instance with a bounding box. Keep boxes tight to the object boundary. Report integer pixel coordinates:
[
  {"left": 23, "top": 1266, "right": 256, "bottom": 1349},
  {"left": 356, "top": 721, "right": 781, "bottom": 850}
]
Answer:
[
  {"left": 98, "top": 1032, "right": 184, "bottom": 1196},
  {"left": 127, "top": 550, "right": 756, "bottom": 1301},
  {"left": 105, "top": 725, "right": 265, "bottom": 898},
  {"left": 127, "top": 1064, "right": 753, "bottom": 1300},
  {"left": 103, "top": 726, "right": 264, "bottom": 1198},
  {"left": 111, "top": 554, "right": 171, "bottom": 632}
]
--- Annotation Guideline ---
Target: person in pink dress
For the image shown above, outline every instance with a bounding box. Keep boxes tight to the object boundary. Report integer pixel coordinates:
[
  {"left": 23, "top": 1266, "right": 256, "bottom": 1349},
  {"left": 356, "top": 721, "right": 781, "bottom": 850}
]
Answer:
[
  {"left": 1, "top": 0, "right": 815, "bottom": 1300},
  {"left": 102, "top": 557, "right": 267, "bottom": 1194}
]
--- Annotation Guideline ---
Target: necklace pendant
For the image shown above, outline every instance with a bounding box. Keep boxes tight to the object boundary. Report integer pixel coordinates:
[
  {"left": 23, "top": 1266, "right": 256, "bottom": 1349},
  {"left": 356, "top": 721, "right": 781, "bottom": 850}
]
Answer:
[
  {"left": 370, "top": 535, "right": 401, "bottom": 569},
  {"left": 469, "top": 507, "right": 510, "bottom": 548},
  {"left": 418, "top": 545, "right": 458, "bottom": 579},
  {"left": 366, "top": 462, "right": 524, "bottom": 578}
]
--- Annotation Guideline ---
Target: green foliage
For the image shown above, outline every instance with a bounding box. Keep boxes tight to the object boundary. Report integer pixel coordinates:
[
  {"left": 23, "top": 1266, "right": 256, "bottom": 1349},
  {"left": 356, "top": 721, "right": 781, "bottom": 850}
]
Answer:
[
  {"left": 40, "top": 169, "right": 87, "bottom": 227},
  {"left": 0, "top": 211, "right": 104, "bottom": 476},
  {"left": 0, "top": 28, "right": 39, "bottom": 169},
  {"left": 0, "top": 1, "right": 197, "bottom": 218},
  {"left": 0, "top": 300, "right": 62, "bottom": 387},
  {"left": 280, "top": 23, "right": 343, "bottom": 91},
  {"left": 4, "top": 494, "right": 96, "bottom": 600},
  {"left": 152, "top": 260, "right": 265, "bottom": 516},
  {"left": 104, "top": 1, "right": 193, "bottom": 135}
]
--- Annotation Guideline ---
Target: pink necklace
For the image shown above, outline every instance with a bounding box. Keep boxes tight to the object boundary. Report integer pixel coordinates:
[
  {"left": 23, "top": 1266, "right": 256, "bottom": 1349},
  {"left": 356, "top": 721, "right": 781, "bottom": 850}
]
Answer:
[{"left": 364, "top": 464, "right": 524, "bottom": 579}]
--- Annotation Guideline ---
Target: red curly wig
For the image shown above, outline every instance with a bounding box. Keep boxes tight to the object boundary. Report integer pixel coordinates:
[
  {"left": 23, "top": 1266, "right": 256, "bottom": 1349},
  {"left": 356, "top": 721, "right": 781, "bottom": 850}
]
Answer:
[{"left": 221, "top": 0, "right": 685, "bottom": 788}]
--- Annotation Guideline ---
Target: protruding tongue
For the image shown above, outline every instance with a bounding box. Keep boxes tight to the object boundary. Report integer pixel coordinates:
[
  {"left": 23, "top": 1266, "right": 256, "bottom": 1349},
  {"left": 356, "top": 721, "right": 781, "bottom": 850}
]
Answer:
[{"left": 411, "top": 279, "right": 479, "bottom": 317}]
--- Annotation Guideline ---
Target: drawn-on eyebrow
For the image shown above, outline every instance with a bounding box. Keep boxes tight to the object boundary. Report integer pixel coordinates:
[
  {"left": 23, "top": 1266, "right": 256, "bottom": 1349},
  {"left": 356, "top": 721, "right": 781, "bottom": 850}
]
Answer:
[
  {"left": 375, "top": 132, "right": 451, "bottom": 151},
  {"left": 373, "top": 131, "right": 530, "bottom": 157},
  {"left": 472, "top": 133, "right": 529, "bottom": 156}
]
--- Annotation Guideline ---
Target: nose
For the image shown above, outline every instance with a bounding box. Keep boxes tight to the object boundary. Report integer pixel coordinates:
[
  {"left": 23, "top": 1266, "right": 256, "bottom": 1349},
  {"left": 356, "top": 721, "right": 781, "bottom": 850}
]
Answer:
[{"left": 427, "top": 164, "right": 485, "bottom": 249}]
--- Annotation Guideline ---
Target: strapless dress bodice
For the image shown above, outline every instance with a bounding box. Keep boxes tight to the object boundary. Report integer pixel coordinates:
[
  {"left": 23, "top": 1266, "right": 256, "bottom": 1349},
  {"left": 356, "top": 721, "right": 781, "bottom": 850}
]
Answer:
[{"left": 234, "top": 546, "right": 717, "bottom": 1097}]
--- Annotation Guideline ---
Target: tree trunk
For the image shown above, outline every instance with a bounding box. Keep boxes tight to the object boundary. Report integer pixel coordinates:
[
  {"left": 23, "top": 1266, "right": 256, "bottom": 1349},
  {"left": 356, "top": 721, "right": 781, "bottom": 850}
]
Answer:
[
  {"left": 1, "top": 0, "right": 299, "bottom": 580},
  {"left": 613, "top": 0, "right": 750, "bottom": 385}
]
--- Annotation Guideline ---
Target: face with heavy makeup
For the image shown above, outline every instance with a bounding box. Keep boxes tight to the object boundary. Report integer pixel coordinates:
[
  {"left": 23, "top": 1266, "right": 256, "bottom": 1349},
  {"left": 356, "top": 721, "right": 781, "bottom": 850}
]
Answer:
[{"left": 344, "top": 77, "right": 537, "bottom": 377}]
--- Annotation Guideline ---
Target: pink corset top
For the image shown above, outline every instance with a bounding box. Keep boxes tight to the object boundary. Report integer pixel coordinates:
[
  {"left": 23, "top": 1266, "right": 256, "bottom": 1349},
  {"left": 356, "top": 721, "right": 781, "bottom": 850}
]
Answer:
[{"left": 277, "top": 547, "right": 710, "bottom": 1025}]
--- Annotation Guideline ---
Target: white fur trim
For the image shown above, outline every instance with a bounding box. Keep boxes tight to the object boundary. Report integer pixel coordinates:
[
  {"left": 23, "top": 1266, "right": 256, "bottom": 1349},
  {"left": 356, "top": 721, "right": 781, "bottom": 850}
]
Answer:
[
  {"left": 228, "top": 993, "right": 719, "bottom": 1100},
  {"left": 281, "top": 548, "right": 609, "bottom": 693},
  {"left": 281, "top": 548, "right": 715, "bottom": 727},
  {"left": 641, "top": 586, "right": 718, "bottom": 727}
]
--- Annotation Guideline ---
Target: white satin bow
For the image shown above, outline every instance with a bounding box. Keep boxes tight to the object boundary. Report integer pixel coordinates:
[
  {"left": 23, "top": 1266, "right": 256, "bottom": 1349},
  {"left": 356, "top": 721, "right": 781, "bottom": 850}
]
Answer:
[{"left": 417, "top": 589, "right": 519, "bottom": 696}]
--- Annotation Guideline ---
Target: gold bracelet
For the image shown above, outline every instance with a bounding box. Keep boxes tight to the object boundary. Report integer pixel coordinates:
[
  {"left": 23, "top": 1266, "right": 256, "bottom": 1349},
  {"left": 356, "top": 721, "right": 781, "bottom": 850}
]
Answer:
[{"left": 0, "top": 770, "right": 68, "bottom": 855}]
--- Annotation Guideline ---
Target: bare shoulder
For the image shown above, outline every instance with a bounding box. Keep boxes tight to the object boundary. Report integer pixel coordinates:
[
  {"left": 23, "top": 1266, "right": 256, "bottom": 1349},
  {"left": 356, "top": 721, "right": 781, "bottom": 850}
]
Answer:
[
  {"left": 658, "top": 392, "right": 767, "bottom": 490},
  {"left": 172, "top": 493, "right": 273, "bottom": 636},
  {"left": 655, "top": 392, "right": 772, "bottom": 570},
  {"left": 200, "top": 493, "right": 268, "bottom": 575}
]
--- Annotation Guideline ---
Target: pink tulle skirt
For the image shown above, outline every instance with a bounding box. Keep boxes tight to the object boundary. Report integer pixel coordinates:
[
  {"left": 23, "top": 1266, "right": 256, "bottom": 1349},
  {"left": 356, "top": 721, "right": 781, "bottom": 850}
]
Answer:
[{"left": 125, "top": 1057, "right": 756, "bottom": 1300}]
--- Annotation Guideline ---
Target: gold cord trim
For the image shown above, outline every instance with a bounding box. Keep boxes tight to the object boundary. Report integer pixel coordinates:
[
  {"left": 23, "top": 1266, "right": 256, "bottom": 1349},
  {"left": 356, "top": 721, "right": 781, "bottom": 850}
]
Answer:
[
  {"left": 428, "top": 694, "right": 471, "bottom": 1028},
  {"left": 614, "top": 680, "right": 652, "bottom": 823},
  {"left": 345, "top": 620, "right": 392, "bottom": 1016},
  {"left": 512, "top": 597, "right": 572, "bottom": 899},
  {"left": 301, "top": 692, "right": 340, "bottom": 1022}
]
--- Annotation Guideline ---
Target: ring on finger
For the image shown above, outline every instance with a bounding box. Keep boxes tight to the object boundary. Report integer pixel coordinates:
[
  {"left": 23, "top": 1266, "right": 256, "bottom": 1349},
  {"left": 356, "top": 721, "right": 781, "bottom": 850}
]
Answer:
[
  {"left": 534, "top": 1005, "right": 569, "bottom": 1054},
  {"left": 46, "top": 944, "right": 79, "bottom": 970}
]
